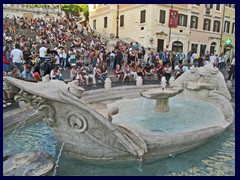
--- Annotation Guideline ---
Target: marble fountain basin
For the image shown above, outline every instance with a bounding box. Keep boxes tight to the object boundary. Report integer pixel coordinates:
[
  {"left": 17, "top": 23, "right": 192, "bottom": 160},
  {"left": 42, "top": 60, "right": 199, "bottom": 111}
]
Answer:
[{"left": 3, "top": 63, "right": 234, "bottom": 161}]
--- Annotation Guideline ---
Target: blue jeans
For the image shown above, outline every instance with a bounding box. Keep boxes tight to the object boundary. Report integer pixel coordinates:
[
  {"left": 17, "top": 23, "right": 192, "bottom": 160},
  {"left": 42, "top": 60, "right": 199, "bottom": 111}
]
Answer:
[
  {"left": 13, "top": 62, "right": 23, "bottom": 73},
  {"left": 59, "top": 57, "right": 63, "bottom": 67},
  {"left": 70, "top": 58, "right": 76, "bottom": 65},
  {"left": 102, "top": 74, "right": 108, "bottom": 80},
  {"left": 61, "top": 58, "right": 67, "bottom": 68},
  {"left": 40, "top": 57, "right": 45, "bottom": 64},
  {"left": 110, "top": 58, "right": 114, "bottom": 70},
  {"left": 93, "top": 58, "right": 97, "bottom": 66}
]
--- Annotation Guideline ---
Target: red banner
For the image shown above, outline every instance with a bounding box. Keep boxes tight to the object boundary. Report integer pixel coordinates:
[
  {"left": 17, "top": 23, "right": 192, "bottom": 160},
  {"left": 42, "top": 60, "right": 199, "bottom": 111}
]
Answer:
[{"left": 168, "top": 9, "right": 178, "bottom": 28}]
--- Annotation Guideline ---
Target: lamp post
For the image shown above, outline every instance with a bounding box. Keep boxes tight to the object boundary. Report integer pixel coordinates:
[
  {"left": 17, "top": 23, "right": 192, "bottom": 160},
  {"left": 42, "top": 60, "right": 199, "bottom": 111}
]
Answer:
[{"left": 115, "top": 4, "right": 119, "bottom": 39}]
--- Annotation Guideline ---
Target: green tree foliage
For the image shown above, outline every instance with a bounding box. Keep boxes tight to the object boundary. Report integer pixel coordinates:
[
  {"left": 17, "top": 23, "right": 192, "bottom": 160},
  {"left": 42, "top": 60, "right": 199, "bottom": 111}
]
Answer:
[
  {"left": 25, "top": 4, "right": 89, "bottom": 21},
  {"left": 61, "top": 4, "right": 89, "bottom": 20},
  {"left": 26, "top": 4, "right": 46, "bottom": 8}
]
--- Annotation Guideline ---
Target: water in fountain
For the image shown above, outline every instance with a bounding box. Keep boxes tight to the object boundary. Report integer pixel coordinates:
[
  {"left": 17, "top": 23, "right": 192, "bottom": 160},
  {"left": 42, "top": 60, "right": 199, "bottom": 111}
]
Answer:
[
  {"left": 8, "top": 118, "right": 27, "bottom": 141},
  {"left": 4, "top": 117, "right": 57, "bottom": 157},
  {"left": 53, "top": 142, "right": 65, "bottom": 176},
  {"left": 3, "top": 116, "right": 235, "bottom": 175},
  {"left": 107, "top": 97, "right": 227, "bottom": 134},
  {"left": 135, "top": 156, "right": 143, "bottom": 173}
]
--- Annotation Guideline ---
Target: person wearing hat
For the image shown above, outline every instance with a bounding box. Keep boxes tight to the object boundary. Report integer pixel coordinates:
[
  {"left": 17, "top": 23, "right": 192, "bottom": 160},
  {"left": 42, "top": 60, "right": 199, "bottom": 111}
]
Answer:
[{"left": 70, "top": 63, "right": 78, "bottom": 80}]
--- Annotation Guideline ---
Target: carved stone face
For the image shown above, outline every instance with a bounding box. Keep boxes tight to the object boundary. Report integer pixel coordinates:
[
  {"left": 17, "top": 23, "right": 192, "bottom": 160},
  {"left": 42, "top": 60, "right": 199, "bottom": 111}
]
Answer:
[{"left": 196, "top": 67, "right": 211, "bottom": 82}]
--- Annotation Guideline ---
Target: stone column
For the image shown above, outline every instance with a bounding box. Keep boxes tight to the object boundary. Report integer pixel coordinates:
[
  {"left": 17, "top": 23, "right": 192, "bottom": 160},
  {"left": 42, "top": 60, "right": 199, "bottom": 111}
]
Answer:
[
  {"left": 155, "top": 97, "right": 169, "bottom": 112},
  {"left": 136, "top": 76, "right": 143, "bottom": 87},
  {"left": 104, "top": 78, "right": 112, "bottom": 90},
  {"left": 169, "top": 77, "right": 175, "bottom": 85}
]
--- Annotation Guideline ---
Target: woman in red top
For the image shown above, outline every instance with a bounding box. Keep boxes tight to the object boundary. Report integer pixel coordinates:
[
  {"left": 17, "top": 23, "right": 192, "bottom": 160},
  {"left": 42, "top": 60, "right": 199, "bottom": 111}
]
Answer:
[
  {"left": 156, "top": 63, "right": 164, "bottom": 81},
  {"left": 3, "top": 46, "right": 12, "bottom": 75}
]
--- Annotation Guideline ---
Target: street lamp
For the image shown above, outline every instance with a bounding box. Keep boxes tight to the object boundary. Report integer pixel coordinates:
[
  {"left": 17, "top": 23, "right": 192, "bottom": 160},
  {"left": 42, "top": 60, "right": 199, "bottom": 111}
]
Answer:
[{"left": 115, "top": 4, "right": 119, "bottom": 39}]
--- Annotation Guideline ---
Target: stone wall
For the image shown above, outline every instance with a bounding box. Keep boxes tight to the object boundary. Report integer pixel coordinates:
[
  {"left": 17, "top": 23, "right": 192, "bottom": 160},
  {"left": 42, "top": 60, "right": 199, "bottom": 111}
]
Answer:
[{"left": 3, "top": 4, "right": 65, "bottom": 20}]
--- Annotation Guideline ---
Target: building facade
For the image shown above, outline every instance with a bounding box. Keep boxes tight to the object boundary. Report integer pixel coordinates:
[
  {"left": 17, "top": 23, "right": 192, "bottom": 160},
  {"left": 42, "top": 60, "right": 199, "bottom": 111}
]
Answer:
[
  {"left": 89, "top": 4, "right": 235, "bottom": 56},
  {"left": 89, "top": 4, "right": 192, "bottom": 54},
  {"left": 221, "top": 4, "right": 235, "bottom": 57},
  {"left": 189, "top": 4, "right": 224, "bottom": 55}
]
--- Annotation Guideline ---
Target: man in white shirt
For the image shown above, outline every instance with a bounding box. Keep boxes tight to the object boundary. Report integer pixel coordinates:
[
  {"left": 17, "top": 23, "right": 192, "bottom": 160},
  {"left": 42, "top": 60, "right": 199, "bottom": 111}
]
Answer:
[
  {"left": 10, "top": 44, "right": 23, "bottom": 72},
  {"left": 191, "top": 52, "right": 197, "bottom": 65},
  {"left": 209, "top": 53, "right": 216, "bottom": 64},
  {"left": 57, "top": 47, "right": 63, "bottom": 69},
  {"left": 39, "top": 42, "right": 47, "bottom": 64}
]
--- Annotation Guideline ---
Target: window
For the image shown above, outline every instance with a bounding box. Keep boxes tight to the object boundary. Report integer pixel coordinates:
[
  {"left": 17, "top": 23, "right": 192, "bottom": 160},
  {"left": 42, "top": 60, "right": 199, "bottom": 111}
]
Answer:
[
  {"left": 120, "top": 15, "right": 124, "bottom": 27},
  {"left": 226, "top": 4, "right": 231, "bottom": 7},
  {"left": 140, "top": 10, "right": 146, "bottom": 23},
  {"left": 205, "top": 4, "right": 212, "bottom": 14},
  {"left": 193, "top": 4, "right": 200, "bottom": 6},
  {"left": 206, "top": 4, "right": 213, "bottom": 8},
  {"left": 104, "top": 17, "right": 107, "bottom": 28},
  {"left": 232, "top": 23, "right": 235, "bottom": 34},
  {"left": 93, "top": 20, "right": 96, "bottom": 30},
  {"left": 210, "top": 42, "right": 216, "bottom": 53},
  {"left": 213, "top": 20, "right": 220, "bottom": 32},
  {"left": 191, "top": 43, "right": 198, "bottom": 53},
  {"left": 178, "top": 14, "right": 188, "bottom": 27},
  {"left": 93, "top": 4, "right": 96, "bottom": 9},
  {"left": 203, "top": 19, "right": 211, "bottom": 31},
  {"left": 200, "top": 45, "right": 206, "bottom": 55},
  {"left": 216, "top": 4, "right": 221, "bottom": 11},
  {"left": 190, "top": 16, "right": 198, "bottom": 29},
  {"left": 224, "top": 21, "right": 230, "bottom": 33},
  {"left": 159, "top": 10, "right": 166, "bottom": 23}
]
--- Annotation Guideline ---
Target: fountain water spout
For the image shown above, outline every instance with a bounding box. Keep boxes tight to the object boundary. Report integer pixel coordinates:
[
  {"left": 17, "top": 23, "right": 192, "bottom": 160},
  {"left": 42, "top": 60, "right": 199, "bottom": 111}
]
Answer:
[{"left": 141, "top": 87, "right": 183, "bottom": 112}]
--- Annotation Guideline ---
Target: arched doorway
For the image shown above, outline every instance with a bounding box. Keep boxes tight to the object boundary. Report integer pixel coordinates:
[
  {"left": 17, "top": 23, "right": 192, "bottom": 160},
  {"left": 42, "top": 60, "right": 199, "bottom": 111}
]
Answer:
[
  {"left": 172, "top": 41, "right": 183, "bottom": 52},
  {"left": 210, "top": 42, "right": 217, "bottom": 53}
]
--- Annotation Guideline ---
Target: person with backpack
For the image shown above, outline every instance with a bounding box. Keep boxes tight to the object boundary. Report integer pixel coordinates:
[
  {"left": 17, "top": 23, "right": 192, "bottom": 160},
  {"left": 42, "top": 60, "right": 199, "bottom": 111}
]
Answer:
[{"left": 178, "top": 50, "right": 185, "bottom": 64}]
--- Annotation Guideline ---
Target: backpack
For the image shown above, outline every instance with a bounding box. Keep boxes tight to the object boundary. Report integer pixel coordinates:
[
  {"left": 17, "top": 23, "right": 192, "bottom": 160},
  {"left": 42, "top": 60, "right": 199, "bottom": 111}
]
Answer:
[{"left": 94, "top": 50, "right": 98, "bottom": 57}]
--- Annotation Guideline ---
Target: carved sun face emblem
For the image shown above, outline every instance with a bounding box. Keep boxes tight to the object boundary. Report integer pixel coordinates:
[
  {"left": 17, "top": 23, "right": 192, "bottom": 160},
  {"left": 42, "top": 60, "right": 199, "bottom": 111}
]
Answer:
[{"left": 196, "top": 67, "right": 211, "bottom": 82}]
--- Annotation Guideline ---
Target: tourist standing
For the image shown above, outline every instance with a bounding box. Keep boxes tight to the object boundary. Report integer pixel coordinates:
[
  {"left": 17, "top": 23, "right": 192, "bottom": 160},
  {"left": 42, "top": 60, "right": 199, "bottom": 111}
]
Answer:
[
  {"left": 39, "top": 42, "right": 47, "bottom": 64},
  {"left": 110, "top": 51, "right": 115, "bottom": 70},
  {"left": 10, "top": 43, "right": 23, "bottom": 73},
  {"left": 228, "top": 55, "right": 235, "bottom": 81},
  {"left": 62, "top": 47, "right": 68, "bottom": 70},
  {"left": 3, "top": 46, "right": 12, "bottom": 75}
]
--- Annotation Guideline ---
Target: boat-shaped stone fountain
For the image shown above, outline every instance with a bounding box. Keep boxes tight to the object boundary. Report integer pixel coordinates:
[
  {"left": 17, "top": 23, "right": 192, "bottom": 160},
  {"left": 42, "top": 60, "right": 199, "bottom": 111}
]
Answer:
[{"left": 4, "top": 63, "right": 234, "bottom": 161}]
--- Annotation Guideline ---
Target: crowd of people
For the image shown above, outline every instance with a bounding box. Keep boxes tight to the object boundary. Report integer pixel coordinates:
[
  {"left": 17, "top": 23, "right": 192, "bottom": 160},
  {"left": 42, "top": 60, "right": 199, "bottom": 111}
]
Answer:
[{"left": 3, "top": 13, "right": 235, "bottom": 108}]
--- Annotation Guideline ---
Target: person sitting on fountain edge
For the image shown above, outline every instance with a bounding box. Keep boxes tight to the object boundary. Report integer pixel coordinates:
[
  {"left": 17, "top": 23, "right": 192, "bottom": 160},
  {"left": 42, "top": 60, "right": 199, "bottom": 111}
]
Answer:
[
  {"left": 50, "top": 66, "right": 63, "bottom": 80},
  {"left": 20, "top": 65, "right": 36, "bottom": 82}
]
